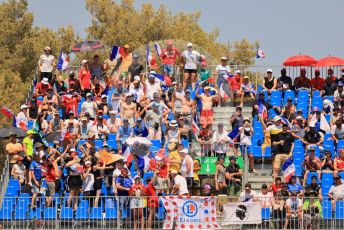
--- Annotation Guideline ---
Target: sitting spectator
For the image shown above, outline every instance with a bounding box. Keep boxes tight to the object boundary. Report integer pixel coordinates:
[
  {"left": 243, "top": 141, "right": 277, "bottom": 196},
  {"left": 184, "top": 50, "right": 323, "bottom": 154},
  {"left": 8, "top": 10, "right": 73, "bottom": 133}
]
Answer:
[
  {"left": 305, "top": 175, "right": 322, "bottom": 201},
  {"left": 225, "top": 156, "right": 242, "bottom": 197},
  {"left": 257, "top": 184, "right": 274, "bottom": 210},
  {"left": 334, "top": 148, "right": 344, "bottom": 177},
  {"left": 212, "top": 122, "right": 229, "bottom": 156},
  {"left": 166, "top": 120, "right": 180, "bottom": 143},
  {"left": 36, "top": 78, "right": 52, "bottom": 96},
  {"left": 229, "top": 70, "right": 243, "bottom": 106},
  {"left": 291, "top": 115, "right": 306, "bottom": 139},
  {"left": 90, "top": 115, "right": 109, "bottom": 140},
  {"left": 170, "top": 169, "right": 189, "bottom": 195},
  {"left": 239, "top": 117, "right": 256, "bottom": 173},
  {"left": 11, "top": 157, "right": 26, "bottom": 187},
  {"left": 16, "top": 104, "right": 29, "bottom": 130},
  {"left": 331, "top": 118, "right": 344, "bottom": 143},
  {"left": 278, "top": 68, "right": 292, "bottom": 91},
  {"left": 116, "top": 118, "right": 133, "bottom": 144},
  {"left": 287, "top": 176, "right": 304, "bottom": 197},
  {"left": 323, "top": 71, "right": 338, "bottom": 96},
  {"left": 133, "top": 118, "right": 148, "bottom": 137},
  {"left": 281, "top": 97, "right": 296, "bottom": 122},
  {"left": 334, "top": 85, "right": 344, "bottom": 106},
  {"left": 196, "top": 85, "right": 217, "bottom": 128},
  {"left": 294, "top": 68, "right": 311, "bottom": 90},
  {"left": 303, "top": 190, "right": 322, "bottom": 229},
  {"left": 270, "top": 177, "right": 283, "bottom": 196},
  {"left": 302, "top": 146, "right": 321, "bottom": 186},
  {"left": 328, "top": 176, "right": 344, "bottom": 215},
  {"left": 311, "top": 69, "right": 324, "bottom": 92},
  {"left": 240, "top": 76, "right": 256, "bottom": 107},
  {"left": 302, "top": 124, "right": 323, "bottom": 147},
  {"left": 145, "top": 103, "right": 162, "bottom": 140},
  {"left": 284, "top": 192, "right": 303, "bottom": 229},
  {"left": 321, "top": 149, "right": 334, "bottom": 172},
  {"left": 262, "top": 69, "right": 277, "bottom": 94},
  {"left": 198, "top": 124, "right": 213, "bottom": 157},
  {"left": 239, "top": 183, "right": 257, "bottom": 202}
]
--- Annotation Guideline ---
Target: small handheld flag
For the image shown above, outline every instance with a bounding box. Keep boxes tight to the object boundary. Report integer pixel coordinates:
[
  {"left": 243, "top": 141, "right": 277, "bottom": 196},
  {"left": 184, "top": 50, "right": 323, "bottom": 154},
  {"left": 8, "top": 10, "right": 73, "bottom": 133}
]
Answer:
[
  {"left": 154, "top": 42, "right": 162, "bottom": 57},
  {"left": 57, "top": 51, "right": 69, "bottom": 70},
  {"left": 256, "top": 47, "right": 265, "bottom": 59},
  {"left": 146, "top": 44, "right": 152, "bottom": 66},
  {"left": 110, "top": 46, "right": 124, "bottom": 61}
]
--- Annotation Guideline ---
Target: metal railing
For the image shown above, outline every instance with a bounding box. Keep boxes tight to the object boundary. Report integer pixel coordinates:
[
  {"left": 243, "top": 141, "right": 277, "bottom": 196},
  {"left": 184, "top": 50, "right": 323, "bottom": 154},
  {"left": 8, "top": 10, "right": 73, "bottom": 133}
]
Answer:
[{"left": 0, "top": 195, "right": 343, "bottom": 229}]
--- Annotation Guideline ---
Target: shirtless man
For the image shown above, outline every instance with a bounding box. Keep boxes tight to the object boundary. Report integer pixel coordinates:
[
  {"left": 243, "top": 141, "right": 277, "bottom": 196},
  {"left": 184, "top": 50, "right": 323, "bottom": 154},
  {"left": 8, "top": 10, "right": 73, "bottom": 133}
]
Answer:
[
  {"left": 174, "top": 89, "right": 195, "bottom": 127},
  {"left": 196, "top": 85, "right": 217, "bottom": 128},
  {"left": 120, "top": 94, "right": 137, "bottom": 126}
]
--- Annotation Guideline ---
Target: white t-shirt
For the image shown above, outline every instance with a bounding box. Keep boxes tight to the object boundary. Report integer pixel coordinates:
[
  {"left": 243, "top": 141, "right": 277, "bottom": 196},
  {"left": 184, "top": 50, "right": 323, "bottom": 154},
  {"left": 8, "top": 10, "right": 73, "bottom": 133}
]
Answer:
[
  {"left": 215, "top": 65, "right": 231, "bottom": 77},
  {"left": 240, "top": 127, "right": 252, "bottom": 145},
  {"left": 182, "top": 50, "right": 200, "bottom": 70},
  {"left": 145, "top": 80, "right": 161, "bottom": 100},
  {"left": 329, "top": 183, "right": 344, "bottom": 199},
  {"left": 129, "top": 87, "right": 145, "bottom": 103},
  {"left": 90, "top": 124, "right": 110, "bottom": 139},
  {"left": 285, "top": 198, "right": 302, "bottom": 211},
  {"left": 174, "top": 175, "right": 189, "bottom": 195},
  {"left": 181, "top": 155, "right": 194, "bottom": 178},
  {"left": 83, "top": 173, "right": 94, "bottom": 192},
  {"left": 16, "top": 111, "right": 28, "bottom": 127},
  {"left": 257, "top": 192, "right": 274, "bottom": 208},
  {"left": 39, "top": 54, "right": 55, "bottom": 72},
  {"left": 12, "top": 164, "right": 25, "bottom": 179},
  {"left": 82, "top": 101, "right": 97, "bottom": 118},
  {"left": 239, "top": 190, "right": 258, "bottom": 202}
]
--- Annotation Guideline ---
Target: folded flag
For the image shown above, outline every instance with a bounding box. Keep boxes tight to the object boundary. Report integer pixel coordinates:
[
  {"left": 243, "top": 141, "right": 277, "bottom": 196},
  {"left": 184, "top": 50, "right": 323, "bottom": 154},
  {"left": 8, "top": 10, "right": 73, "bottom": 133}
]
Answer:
[
  {"left": 281, "top": 157, "right": 295, "bottom": 183},
  {"left": 310, "top": 113, "right": 331, "bottom": 134},
  {"left": 191, "top": 118, "right": 200, "bottom": 136},
  {"left": 154, "top": 42, "right": 162, "bottom": 57},
  {"left": 1, "top": 106, "right": 14, "bottom": 119},
  {"left": 146, "top": 44, "right": 152, "bottom": 66},
  {"left": 57, "top": 51, "right": 69, "bottom": 70},
  {"left": 110, "top": 46, "right": 124, "bottom": 61},
  {"left": 228, "top": 127, "right": 240, "bottom": 141},
  {"left": 220, "top": 83, "right": 229, "bottom": 100},
  {"left": 256, "top": 47, "right": 265, "bottom": 58},
  {"left": 258, "top": 101, "right": 268, "bottom": 120},
  {"left": 280, "top": 116, "right": 292, "bottom": 128}
]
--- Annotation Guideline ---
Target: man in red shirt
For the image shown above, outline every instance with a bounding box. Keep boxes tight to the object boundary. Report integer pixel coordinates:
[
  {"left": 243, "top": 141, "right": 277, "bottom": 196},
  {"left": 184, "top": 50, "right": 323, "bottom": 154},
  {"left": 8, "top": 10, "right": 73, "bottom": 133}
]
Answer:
[
  {"left": 160, "top": 40, "right": 180, "bottom": 78},
  {"left": 78, "top": 60, "right": 92, "bottom": 97},
  {"left": 229, "top": 70, "right": 243, "bottom": 106},
  {"left": 311, "top": 69, "right": 324, "bottom": 91},
  {"left": 35, "top": 78, "right": 52, "bottom": 96},
  {"left": 154, "top": 149, "right": 169, "bottom": 195}
]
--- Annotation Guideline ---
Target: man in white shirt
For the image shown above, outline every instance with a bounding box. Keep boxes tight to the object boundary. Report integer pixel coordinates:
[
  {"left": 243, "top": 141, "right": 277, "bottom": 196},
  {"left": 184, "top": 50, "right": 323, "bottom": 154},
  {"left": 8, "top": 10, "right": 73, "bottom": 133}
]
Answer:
[
  {"left": 239, "top": 183, "right": 257, "bottom": 202},
  {"left": 212, "top": 122, "right": 230, "bottom": 156},
  {"left": 170, "top": 170, "right": 189, "bottom": 195},
  {"left": 38, "top": 46, "right": 55, "bottom": 82},
  {"left": 257, "top": 184, "right": 274, "bottom": 210},
  {"left": 145, "top": 73, "right": 162, "bottom": 101},
  {"left": 181, "top": 42, "right": 200, "bottom": 91},
  {"left": 328, "top": 176, "right": 344, "bottom": 212},
  {"left": 129, "top": 76, "right": 145, "bottom": 103},
  {"left": 81, "top": 93, "right": 98, "bottom": 119},
  {"left": 90, "top": 116, "right": 110, "bottom": 140},
  {"left": 16, "top": 104, "right": 29, "bottom": 129}
]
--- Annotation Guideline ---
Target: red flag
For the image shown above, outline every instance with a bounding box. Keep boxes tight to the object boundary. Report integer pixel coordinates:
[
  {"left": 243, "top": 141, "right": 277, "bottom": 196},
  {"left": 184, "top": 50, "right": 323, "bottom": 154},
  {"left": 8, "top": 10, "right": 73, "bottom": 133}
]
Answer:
[{"left": 1, "top": 106, "right": 14, "bottom": 119}]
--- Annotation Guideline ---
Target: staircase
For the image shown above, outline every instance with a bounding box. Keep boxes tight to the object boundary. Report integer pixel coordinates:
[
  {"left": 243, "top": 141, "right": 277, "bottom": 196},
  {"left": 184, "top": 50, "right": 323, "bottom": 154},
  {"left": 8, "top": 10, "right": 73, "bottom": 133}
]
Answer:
[{"left": 247, "top": 163, "right": 274, "bottom": 192}]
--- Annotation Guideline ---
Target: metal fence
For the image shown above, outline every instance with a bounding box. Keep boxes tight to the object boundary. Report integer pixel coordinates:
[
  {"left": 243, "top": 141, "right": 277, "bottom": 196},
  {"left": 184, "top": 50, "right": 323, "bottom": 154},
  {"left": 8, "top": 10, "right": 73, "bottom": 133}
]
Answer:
[{"left": 1, "top": 195, "right": 343, "bottom": 229}]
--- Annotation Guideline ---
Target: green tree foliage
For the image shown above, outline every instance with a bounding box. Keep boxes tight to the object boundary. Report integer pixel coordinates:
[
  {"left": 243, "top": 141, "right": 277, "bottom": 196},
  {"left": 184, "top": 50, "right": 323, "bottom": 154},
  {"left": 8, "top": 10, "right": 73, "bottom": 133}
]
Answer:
[{"left": 86, "top": 0, "right": 257, "bottom": 65}]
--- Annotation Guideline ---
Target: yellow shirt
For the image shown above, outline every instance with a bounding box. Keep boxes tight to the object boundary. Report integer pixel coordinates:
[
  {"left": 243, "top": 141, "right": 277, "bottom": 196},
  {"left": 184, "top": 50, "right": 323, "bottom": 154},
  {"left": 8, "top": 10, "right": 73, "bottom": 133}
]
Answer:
[
  {"left": 169, "top": 150, "right": 181, "bottom": 173},
  {"left": 23, "top": 137, "right": 34, "bottom": 157},
  {"left": 193, "top": 160, "right": 200, "bottom": 181}
]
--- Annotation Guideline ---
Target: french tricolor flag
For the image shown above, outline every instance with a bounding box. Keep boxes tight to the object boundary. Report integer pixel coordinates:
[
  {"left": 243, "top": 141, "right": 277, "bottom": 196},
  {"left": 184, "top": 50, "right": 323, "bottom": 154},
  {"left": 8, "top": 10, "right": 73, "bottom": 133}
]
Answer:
[
  {"left": 256, "top": 47, "right": 265, "bottom": 58},
  {"left": 280, "top": 117, "right": 292, "bottom": 128},
  {"left": 282, "top": 157, "right": 295, "bottom": 183},
  {"left": 191, "top": 118, "right": 200, "bottom": 135},
  {"left": 154, "top": 42, "right": 162, "bottom": 57},
  {"left": 219, "top": 84, "right": 229, "bottom": 100},
  {"left": 110, "top": 45, "right": 124, "bottom": 61},
  {"left": 258, "top": 102, "right": 268, "bottom": 120},
  {"left": 146, "top": 44, "right": 152, "bottom": 66},
  {"left": 57, "top": 51, "right": 69, "bottom": 70}
]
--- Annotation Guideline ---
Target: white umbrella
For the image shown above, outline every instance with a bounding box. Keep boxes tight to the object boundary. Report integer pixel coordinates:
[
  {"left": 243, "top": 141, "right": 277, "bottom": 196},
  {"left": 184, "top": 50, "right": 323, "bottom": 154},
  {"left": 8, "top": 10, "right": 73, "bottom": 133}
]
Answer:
[{"left": 125, "top": 136, "right": 152, "bottom": 146}]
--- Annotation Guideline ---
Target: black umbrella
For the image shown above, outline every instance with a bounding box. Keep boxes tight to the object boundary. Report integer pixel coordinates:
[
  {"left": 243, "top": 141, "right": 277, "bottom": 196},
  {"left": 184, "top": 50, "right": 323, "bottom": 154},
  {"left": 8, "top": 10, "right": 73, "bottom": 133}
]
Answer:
[
  {"left": 71, "top": 41, "right": 103, "bottom": 52},
  {"left": 0, "top": 127, "right": 26, "bottom": 139},
  {"left": 45, "top": 131, "right": 62, "bottom": 142}
]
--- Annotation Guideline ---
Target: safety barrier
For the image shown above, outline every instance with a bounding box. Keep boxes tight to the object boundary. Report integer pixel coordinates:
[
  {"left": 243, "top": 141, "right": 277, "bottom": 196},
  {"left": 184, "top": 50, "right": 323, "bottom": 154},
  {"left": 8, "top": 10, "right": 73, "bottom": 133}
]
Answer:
[{"left": 1, "top": 195, "right": 343, "bottom": 229}]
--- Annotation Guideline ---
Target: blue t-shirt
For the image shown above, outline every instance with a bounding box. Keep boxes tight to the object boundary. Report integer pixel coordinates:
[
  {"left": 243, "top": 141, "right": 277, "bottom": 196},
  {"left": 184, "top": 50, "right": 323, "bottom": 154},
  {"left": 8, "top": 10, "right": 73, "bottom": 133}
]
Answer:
[
  {"left": 115, "top": 176, "right": 133, "bottom": 196},
  {"left": 288, "top": 183, "right": 303, "bottom": 193},
  {"left": 30, "top": 160, "right": 42, "bottom": 181}
]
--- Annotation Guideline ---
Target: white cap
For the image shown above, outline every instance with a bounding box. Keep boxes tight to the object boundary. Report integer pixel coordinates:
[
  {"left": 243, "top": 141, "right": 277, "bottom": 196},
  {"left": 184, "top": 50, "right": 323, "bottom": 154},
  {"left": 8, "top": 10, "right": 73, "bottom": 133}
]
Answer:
[
  {"left": 41, "top": 78, "right": 49, "bottom": 84},
  {"left": 81, "top": 59, "right": 89, "bottom": 65},
  {"left": 70, "top": 147, "right": 76, "bottom": 152},
  {"left": 221, "top": 56, "right": 228, "bottom": 61},
  {"left": 235, "top": 70, "right": 241, "bottom": 74},
  {"left": 274, "top": 116, "right": 281, "bottom": 122},
  {"left": 170, "top": 169, "right": 178, "bottom": 174},
  {"left": 187, "top": 42, "right": 193, "bottom": 47},
  {"left": 266, "top": 69, "right": 273, "bottom": 73},
  {"left": 44, "top": 46, "right": 51, "bottom": 51},
  {"left": 20, "top": 104, "right": 28, "bottom": 110},
  {"left": 101, "top": 94, "right": 108, "bottom": 98},
  {"left": 180, "top": 148, "right": 188, "bottom": 154},
  {"left": 133, "top": 75, "right": 141, "bottom": 82},
  {"left": 109, "top": 110, "right": 117, "bottom": 114},
  {"left": 85, "top": 160, "right": 92, "bottom": 166}
]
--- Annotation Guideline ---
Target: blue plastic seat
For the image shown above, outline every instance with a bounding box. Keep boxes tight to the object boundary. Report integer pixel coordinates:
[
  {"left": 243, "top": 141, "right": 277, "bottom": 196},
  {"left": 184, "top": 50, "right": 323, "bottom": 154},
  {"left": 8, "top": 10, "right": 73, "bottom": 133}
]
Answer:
[
  {"left": 298, "top": 90, "right": 309, "bottom": 100},
  {"left": 44, "top": 207, "right": 57, "bottom": 220},
  {"left": 294, "top": 165, "right": 303, "bottom": 177},
  {"left": 60, "top": 207, "right": 73, "bottom": 221},
  {"left": 324, "top": 95, "right": 334, "bottom": 103},
  {"left": 264, "top": 146, "right": 272, "bottom": 158},
  {"left": 27, "top": 120, "right": 34, "bottom": 130},
  {"left": 90, "top": 207, "right": 102, "bottom": 220},
  {"left": 0, "top": 207, "right": 12, "bottom": 220},
  {"left": 322, "top": 199, "right": 332, "bottom": 219},
  {"left": 9, "top": 179, "right": 20, "bottom": 188},
  {"left": 181, "top": 139, "right": 189, "bottom": 148},
  {"left": 76, "top": 207, "right": 89, "bottom": 220},
  {"left": 30, "top": 208, "right": 42, "bottom": 220},
  {"left": 108, "top": 133, "right": 116, "bottom": 141},
  {"left": 79, "top": 200, "right": 89, "bottom": 209},
  {"left": 157, "top": 206, "right": 165, "bottom": 220},
  {"left": 335, "top": 201, "right": 344, "bottom": 219},
  {"left": 261, "top": 208, "right": 271, "bottom": 220},
  {"left": 14, "top": 207, "right": 27, "bottom": 220},
  {"left": 151, "top": 139, "right": 161, "bottom": 148},
  {"left": 252, "top": 146, "right": 262, "bottom": 157},
  {"left": 284, "top": 90, "right": 295, "bottom": 105},
  {"left": 306, "top": 172, "right": 318, "bottom": 185},
  {"left": 322, "top": 173, "right": 334, "bottom": 196},
  {"left": 270, "top": 91, "right": 282, "bottom": 106},
  {"left": 312, "top": 96, "right": 323, "bottom": 110},
  {"left": 338, "top": 140, "right": 344, "bottom": 150},
  {"left": 107, "top": 140, "right": 118, "bottom": 150},
  {"left": 94, "top": 139, "right": 103, "bottom": 149},
  {"left": 105, "top": 207, "right": 117, "bottom": 219},
  {"left": 313, "top": 90, "right": 321, "bottom": 98},
  {"left": 2, "top": 198, "right": 15, "bottom": 210},
  {"left": 18, "top": 197, "right": 30, "bottom": 208}
]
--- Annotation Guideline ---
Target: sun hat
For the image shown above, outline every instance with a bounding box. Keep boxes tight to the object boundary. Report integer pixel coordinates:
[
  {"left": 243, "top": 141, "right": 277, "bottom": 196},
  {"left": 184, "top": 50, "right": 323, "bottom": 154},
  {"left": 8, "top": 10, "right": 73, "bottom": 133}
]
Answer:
[{"left": 41, "top": 78, "right": 49, "bottom": 85}]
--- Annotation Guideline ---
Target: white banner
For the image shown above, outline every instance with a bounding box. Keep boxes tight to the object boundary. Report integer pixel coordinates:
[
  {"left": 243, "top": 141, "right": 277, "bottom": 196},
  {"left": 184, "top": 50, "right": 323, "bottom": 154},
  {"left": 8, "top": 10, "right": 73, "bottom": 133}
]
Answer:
[
  {"left": 222, "top": 202, "right": 262, "bottom": 225},
  {"left": 160, "top": 196, "right": 219, "bottom": 229}
]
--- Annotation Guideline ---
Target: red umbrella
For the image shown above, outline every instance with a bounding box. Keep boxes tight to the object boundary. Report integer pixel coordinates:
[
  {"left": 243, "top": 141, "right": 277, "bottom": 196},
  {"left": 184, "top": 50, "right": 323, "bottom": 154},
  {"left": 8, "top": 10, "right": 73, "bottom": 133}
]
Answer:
[
  {"left": 315, "top": 56, "right": 344, "bottom": 67},
  {"left": 283, "top": 54, "right": 317, "bottom": 66}
]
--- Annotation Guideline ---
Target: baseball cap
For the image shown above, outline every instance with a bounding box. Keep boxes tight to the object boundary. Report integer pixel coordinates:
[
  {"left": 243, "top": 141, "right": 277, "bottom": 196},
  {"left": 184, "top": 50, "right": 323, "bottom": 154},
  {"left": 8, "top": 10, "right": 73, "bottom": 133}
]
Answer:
[
  {"left": 81, "top": 59, "right": 89, "bottom": 65},
  {"left": 296, "top": 116, "right": 303, "bottom": 120},
  {"left": 133, "top": 75, "right": 140, "bottom": 83},
  {"left": 187, "top": 42, "right": 193, "bottom": 47},
  {"left": 20, "top": 104, "right": 28, "bottom": 110},
  {"left": 170, "top": 169, "right": 178, "bottom": 174},
  {"left": 229, "top": 156, "right": 236, "bottom": 161},
  {"left": 86, "top": 93, "right": 92, "bottom": 97},
  {"left": 101, "top": 94, "right": 108, "bottom": 99},
  {"left": 81, "top": 117, "right": 87, "bottom": 121},
  {"left": 132, "top": 53, "right": 139, "bottom": 59},
  {"left": 221, "top": 56, "right": 227, "bottom": 61},
  {"left": 274, "top": 116, "right": 281, "bottom": 122},
  {"left": 70, "top": 147, "right": 76, "bottom": 152},
  {"left": 123, "top": 44, "right": 130, "bottom": 49},
  {"left": 235, "top": 70, "right": 241, "bottom": 74},
  {"left": 203, "top": 184, "right": 211, "bottom": 190},
  {"left": 27, "top": 130, "right": 35, "bottom": 135},
  {"left": 179, "top": 148, "right": 188, "bottom": 154},
  {"left": 44, "top": 46, "right": 51, "bottom": 51},
  {"left": 41, "top": 78, "right": 49, "bottom": 85},
  {"left": 266, "top": 69, "right": 273, "bottom": 73}
]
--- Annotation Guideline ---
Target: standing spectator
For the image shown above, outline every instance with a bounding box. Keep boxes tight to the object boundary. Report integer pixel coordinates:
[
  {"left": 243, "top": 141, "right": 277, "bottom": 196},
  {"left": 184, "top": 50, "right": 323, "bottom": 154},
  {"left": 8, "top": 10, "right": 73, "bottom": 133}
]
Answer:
[
  {"left": 66, "top": 153, "right": 83, "bottom": 210},
  {"left": 196, "top": 85, "right": 217, "bottom": 128},
  {"left": 212, "top": 122, "right": 230, "bottom": 156},
  {"left": 44, "top": 153, "right": 59, "bottom": 207},
  {"left": 145, "top": 175, "right": 158, "bottom": 230},
  {"left": 66, "top": 71, "right": 81, "bottom": 93},
  {"left": 239, "top": 183, "right": 257, "bottom": 202},
  {"left": 334, "top": 149, "right": 344, "bottom": 177},
  {"left": 79, "top": 60, "right": 92, "bottom": 97},
  {"left": 121, "top": 94, "right": 137, "bottom": 127},
  {"left": 328, "top": 176, "right": 344, "bottom": 214},
  {"left": 38, "top": 46, "right": 55, "bottom": 82},
  {"left": 145, "top": 73, "right": 162, "bottom": 101},
  {"left": 278, "top": 68, "right": 292, "bottom": 91},
  {"left": 215, "top": 155, "right": 227, "bottom": 194},
  {"left": 161, "top": 40, "right": 180, "bottom": 78},
  {"left": 287, "top": 176, "right": 304, "bottom": 196},
  {"left": 23, "top": 130, "right": 35, "bottom": 177},
  {"left": 49, "top": 111, "right": 63, "bottom": 133},
  {"left": 128, "top": 54, "right": 144, "bottom": 83},
  {"left": 225, "top": 156, "right": 242, "bottom": 197},
  {"left": 294, "top": 68, "right": 311, "bottom": 90},
  {"left": 199, "top": 62, "right": 211, "bottom": 81},
  {"left": 90, "top": 55, "right": 104, "bottom": 81},
  {"left": 145, "top": 103, "right": 162, "bottom": 140},
  {"left": 180, "top": 148, "right": 194, "bottom": 192},
  {"left": 284, "top": 192, "right": 303, "bottom": 229},
  {"left": 181, "top": 42, "right": 200, "bottom": 90},
  {"left": 36, "top": 78, "right": 52, "bottom": 97},
  {"left": 214, "top": 57, "right": 231, "bottom": 105},
  {"left": 168, "top": 141, "right": 182, "bottom": 173},
  {"left": 119, "top": 44, "right": 132, "bottom": 78},
  {"left": 170, "top": 170, "right": 189, "bottom": 195},
  {"left": 115, "top": 168, "right": 133, "bottom": 220},
  {"left": 29, "top": 154, "right": 42, "bottom": 208},
  {"left": 6, "top": 133, "right": 23, "bottom": 172},
  {"left": 262, "top": 69, "right": 278, "bottom": 94},
  {"left": 257, "top": 184, "right": 274, "bottom": 210},
  {"left": 130, "top": 176, "right": 146, "bottom": 230},
  {"left": 273, "top": 124, "right": 294, "bottom": 180},
  {"left": 82, "top": 160, "right": 94, "bottom": 207},
  {"left": 270, "top": 177, "right": 283, "bottom": 196},
  {"left": 104, "top": 50, "right": 119, "bottom": 86},
  {"left": 303, "top": 190, "right": 322, "bottom": 230},
  {"left": 16, "top": 104, "right": 29, "bottom": 130},
  {"left": 230, "top": 106, "right": 244, "bottom": 156},
  {"left": 92, "top": 158, "right": 106, "bottom": 207},
  {"left": 154, "top": 149, "right": 170, "bottom": 195},
  {"left": 311, "top": 69, "right": 325, "bottom": 92},
  {"left": 239, "top": 118, "right": 255, "bottom": 173}
]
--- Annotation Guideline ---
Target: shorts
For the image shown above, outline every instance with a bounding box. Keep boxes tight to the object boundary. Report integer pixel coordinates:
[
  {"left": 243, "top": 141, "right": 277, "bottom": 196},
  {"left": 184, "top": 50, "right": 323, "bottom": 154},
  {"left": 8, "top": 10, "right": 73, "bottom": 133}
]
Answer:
[
  {"left": 274, "top": 154, "right": 289, "bottom": 169},
  {"left": 184, "top": 69, "right": 197, "bottom": 74},
  {"left": 154, "top": 177, "right": 170, "bottom": 190},
  {"left": 94, "top": 178, "right": 103, "bottom": 191},
  {"left": 227, "top": 181, "right": 241, "bottom": 197},
  {"left": 163, "top": 64, "right": 174, "bottom": 76},
  {"left": 68, "top": 175, "right": 82, "bottom": 190},
  {"left": 200, "top": 110, "right": 214, "bottom": 128},
  {"left": 186, "top": 177, "right": 194, "bottom": 189},
  {"left": 147, "top": 198, "right": 159, "bottom": 208},
  {"left": 193, "top": 180, "right": 200, "bottom": 189},
  {"left": 24, "top": 157, "right": 32, "bottom": 169},
  {"left": 119, "top": 196, "right": 129, "bottom": 210},
  {"left": 31, "top": 181, "right": 41, "bottom": 194},
  {"left": 130, "top": 197, "right": 144, "bottom": 209},
  {"left": 240, "top": 145, "right": 252, "bottom": 155},
  {"left": 46, "top": 181, "right": 55, "bottom": 197}
]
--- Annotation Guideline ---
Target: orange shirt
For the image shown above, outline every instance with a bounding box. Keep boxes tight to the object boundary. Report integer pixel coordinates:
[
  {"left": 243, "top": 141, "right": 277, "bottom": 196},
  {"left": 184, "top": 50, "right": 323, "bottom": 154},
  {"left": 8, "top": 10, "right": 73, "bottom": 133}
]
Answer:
[
  {"left": 311, "top": 77, "right": 325, "bottom": 91},
  {"left": 79, "top": 68, "right": 91, "bottom": 89}
]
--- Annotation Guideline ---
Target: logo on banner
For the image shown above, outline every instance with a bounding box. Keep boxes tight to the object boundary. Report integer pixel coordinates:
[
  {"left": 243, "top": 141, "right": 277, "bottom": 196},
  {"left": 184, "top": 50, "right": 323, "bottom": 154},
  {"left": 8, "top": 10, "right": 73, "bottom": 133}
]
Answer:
[{"left": 182, "top": 201, "right": 198, "bottom": 217}]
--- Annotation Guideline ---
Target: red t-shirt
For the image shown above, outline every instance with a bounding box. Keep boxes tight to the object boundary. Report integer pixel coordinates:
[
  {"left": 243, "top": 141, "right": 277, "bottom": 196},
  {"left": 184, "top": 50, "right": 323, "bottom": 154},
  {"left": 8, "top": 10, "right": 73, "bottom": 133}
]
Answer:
[
  {"left": 45, "top": 165, "right": 57, "bottom": 182},
  {"left": 311, "top": 77, "right": 325, "bottom": 91},
  {"left": 79, "top": 68, "right": 91, "bottom": 89},
  {"left": 270, "top": 183, "right": 283, "bottom": 195},
  {"left": 157, "top": 157, "right": 169, "bottom": 178},
  {"left": 62, "top": 95, "right": 79, "bottom": 116},
  {"left": 161, "top": 47, "right": 180, "bottom": 65},
  {"left": 229, "top": 75, "right": 241, "bottom": 91},
  {"left": 146, "top": 182, "right": 159, "bottom": 207}
]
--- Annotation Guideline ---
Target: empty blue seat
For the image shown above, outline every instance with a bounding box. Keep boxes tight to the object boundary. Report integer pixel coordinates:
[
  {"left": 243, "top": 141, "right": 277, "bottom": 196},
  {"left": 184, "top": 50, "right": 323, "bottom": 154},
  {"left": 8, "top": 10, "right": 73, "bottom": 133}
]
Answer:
[
  {"left": 298, "top": 90, "right": 309, "bottom": 99},
  {"left": 338, "top": 140, "right": 344, "bottom": 150},
  {"left": 270, "top": 96, "right": 282, "bottom": 107},
  {"left": 105, "top": 207, "right": 117, "bottom": 219},
  {"left": 2, "top": 198, "right": 15, "bottom": 209},
  {"left": 30, "top": 208, "right": 42, "bottom": 220},
  {"left": 313, "top": 90, "right": 321, "bottom": 98},
  {"left": 312, "top": 96, "right": 323, "bottom": 110},
  {"left": 107, "top": 140, "right": 118, "bottom": 150},
  {"left": 94, "top": 139, "right": 103, "bottom": 149},
  {"left": 306, "top": 172, "right": 318, "bottom": 185},
  {"left": 335, "top": 201, "right": 344, "bottom": 219},
  {"left": 14, "top": 207, "right": 27, "bottom": 220},
  {"left": 108, "top": 133, "right": 116, "bottom": 141},
  {"left": 264, "top": 146, "right": 272, "bottom": 158},
  {"left": 90, "top": 207, "right": 102, "bottom": 220},
  {"left": 295, "top": 165, "right": 303, "bottom": 177},
  {"left": 252, "top": 146, "right": 262, "bottom": 157},
  {"left": 181, "top": 139, "right": 189, "bottom": 148},
  {"left": 0, "top": 207, "right": 12, "bottom": 221},
  {"left": 44, "top": 207, "right": 57, "bottom": 220},
  {"left": 322, "top": 199, "right": 332, "bottom": 219},
  {"left": 339, "top": 172, "right": 344, "bottom": 180},
  {"left": 151, "top": 139, "right": 161, "bottom": 148},
  {"left": 9, "top": 179, "right": 20, "bottom": 188},
  {"left": 76, "top": 207, "right": 89, "bottom": 220},
  {"left": 261, "top": 208, "right": 271, "bottom": 220},
  {"left": 149, "top": 146, "right": 160, "bottom": 153},
  {"left": 79, "top": 200, "right": 89, "bottom": 209},
  {"left": 322, "top": 173, "right": 334, "bottom": 196},
  {"left": 27, "top": 121, "right": 34, "bottom": 130},
  {"left": 17, "top": 197, "right": 30, "bottom": 208},
  {"left": 60, "top": 207, "right": 73, "bottom": 221}
]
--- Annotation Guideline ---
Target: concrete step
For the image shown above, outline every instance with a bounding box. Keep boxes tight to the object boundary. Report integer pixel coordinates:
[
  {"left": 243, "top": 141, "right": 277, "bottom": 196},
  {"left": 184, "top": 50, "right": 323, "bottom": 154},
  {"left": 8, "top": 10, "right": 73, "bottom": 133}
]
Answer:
[{"left": 213, "top": 107, "right": 252, "bottom": 113}]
